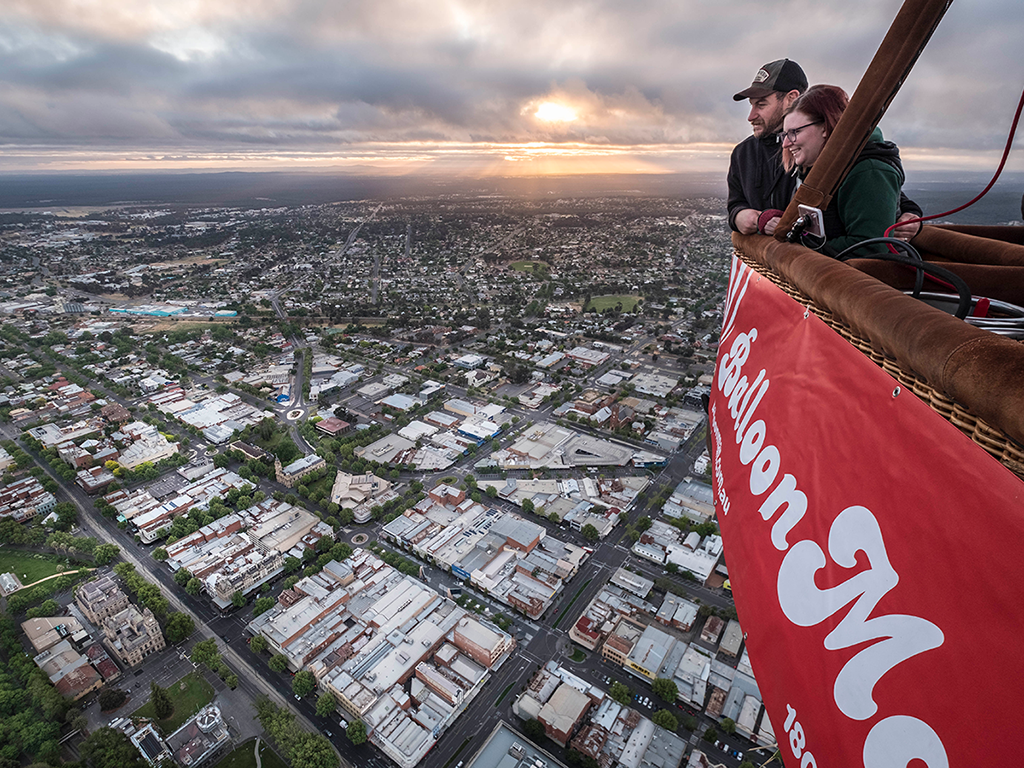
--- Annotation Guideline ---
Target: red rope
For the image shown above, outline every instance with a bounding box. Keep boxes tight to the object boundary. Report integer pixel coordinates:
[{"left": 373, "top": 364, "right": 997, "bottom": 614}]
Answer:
[
  {"left": 886, "top": 84, "right": 1024, "bottom": 238},
  {"left": 881, "top": 84, "right": 1024, "bottom": 304}
]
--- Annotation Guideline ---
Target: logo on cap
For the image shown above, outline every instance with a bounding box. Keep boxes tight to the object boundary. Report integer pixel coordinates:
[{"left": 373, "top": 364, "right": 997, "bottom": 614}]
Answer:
[{"left": 754, "top": 68, "right": 770, "bottom": 84}]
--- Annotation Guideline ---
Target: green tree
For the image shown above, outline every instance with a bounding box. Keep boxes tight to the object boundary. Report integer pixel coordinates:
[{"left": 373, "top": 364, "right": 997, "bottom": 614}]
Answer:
[
  {"left": 231, "top": 590, "right": 246, "bottom": 608},
  {"left": 174, "top": 568, "right": 192, "bottom": 587},
  {"left": 153, "top": 547, "right": 169, "bottom": 561},
  {"left": 651, "top": 710, "right": 678, "bottom": 731},
  {"left": 150, "top": 682, "right": 174, "bottom": 720},
  {"left": 330, "top": 542, "right": 353, "bottom": 562},
  {"left": 250, "top": 635, "right": 269, "bottom": 654},
  {"left": 253, "top": 596, "right": 276, "bottom": 617},
  {"left": 315, "top": 692, "right": 337, "bottom": 718},
  {"left": 346, "top": 720, "right": 367, "bottom": 745},
  {"left": 581, "top": 523, "right": 600, "bottom": 542},
  {"left": 27, "top": 598, "right": 60, "bottom": 618},
  {"left": 292, "top": 670, "right": 317, "bottom": 698},
  {"left": 164, "top": 612, "right": 195, "bottom": 644},
  {"left": 652, "top": 678, "right": 678, "bottom": 702},
  {"left": 54, "top": 502, "right": 77, "bottom": 530},
  {"left": 720, "top": 717, "right": 737, "bottom": 734},
  {"left": 522, "top": 718, "right": 546, "bottom": 742},
  {"left": 98, "top": 688, "right": 127, "bottom": 712},
  {"left": 269, "top": 654, "right": 289, "bottom": 673},
  {"left": 185, "top": 577, "right": 202, "bottom": 595},
  {"left": 93, "top": 543, "right": 120, "bottom": 565},
  {"left": 609, "top": 681, "right": 631, "bottom": 706},
  {"left": 190, "top": 639, "right": 220, "bottom": 668},
  {"left": 521, "top": 499, "right": 535, "bottom": 514},
  {"left": 291, "top": 734, "right": 339, "bottom": 768},
  {"left": 80, "top": 727, "right": 150, "bottom": 768},
  {"left": 703, "top": 726, "right": 718, "bottom": 743},
  {"left": 251, "top": 697, "right": 339, "bottom": 768}
]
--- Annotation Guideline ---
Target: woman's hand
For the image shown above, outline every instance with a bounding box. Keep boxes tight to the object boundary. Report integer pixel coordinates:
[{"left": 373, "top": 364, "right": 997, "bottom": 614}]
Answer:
[{"left": 890, "top": 212, "right": 922, "bottom": 242}]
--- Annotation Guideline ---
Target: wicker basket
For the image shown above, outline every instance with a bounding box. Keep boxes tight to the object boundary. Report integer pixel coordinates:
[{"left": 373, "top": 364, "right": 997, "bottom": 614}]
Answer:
[{"left": 733, "top": 238, "right": 1024, "bottom": 480}]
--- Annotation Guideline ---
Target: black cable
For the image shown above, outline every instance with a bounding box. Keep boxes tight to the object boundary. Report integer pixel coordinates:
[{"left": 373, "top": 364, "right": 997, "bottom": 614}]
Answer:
[
  {"left": 835, "top": 237, "right": 972, "bottom": 319},
  {"left": 865, "top": 236, "right": 927, "bottom": 297}
]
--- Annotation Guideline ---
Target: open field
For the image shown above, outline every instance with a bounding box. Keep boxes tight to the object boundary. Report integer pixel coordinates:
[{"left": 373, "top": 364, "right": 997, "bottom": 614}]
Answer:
[
  {"left": 140, "top": 320, "right": 234, "bottom": 333},
  {"left": 584, "top": 295, "right": 641, "bottom": 313},
  {"left": 509, "top": 260, "right": 548, "bottom": 272},
  {"left": 0, "top": 551, "right": 70, "bottom": 585}
]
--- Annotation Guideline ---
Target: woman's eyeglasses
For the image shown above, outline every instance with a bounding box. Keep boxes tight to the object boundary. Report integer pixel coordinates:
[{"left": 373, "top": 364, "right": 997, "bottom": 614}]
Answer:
[{"left": 781, "top": 121, "right": 823, "bottom": 143}]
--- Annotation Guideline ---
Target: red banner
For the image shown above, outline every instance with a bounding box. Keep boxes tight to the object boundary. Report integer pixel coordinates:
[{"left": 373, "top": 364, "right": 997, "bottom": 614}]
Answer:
[{"left": 710, "top": 256, "right": 1024, "bottom": 768}]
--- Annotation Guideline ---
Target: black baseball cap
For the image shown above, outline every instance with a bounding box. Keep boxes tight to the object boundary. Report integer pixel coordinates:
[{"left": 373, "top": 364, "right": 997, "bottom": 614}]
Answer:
[{"left": 733, "top": 59, "right": 808, "bottom": 101}]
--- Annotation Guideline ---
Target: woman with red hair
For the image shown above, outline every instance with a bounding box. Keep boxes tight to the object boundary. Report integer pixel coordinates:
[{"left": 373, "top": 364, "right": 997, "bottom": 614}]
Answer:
[{"left": 770, "top": 84, "right": 910, "bottom": 255}]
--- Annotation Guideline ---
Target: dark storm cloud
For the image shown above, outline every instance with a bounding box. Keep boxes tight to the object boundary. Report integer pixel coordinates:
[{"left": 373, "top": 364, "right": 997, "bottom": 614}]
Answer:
[{"left": 0, "top": 0, "right": 1022, "bottom": 168}]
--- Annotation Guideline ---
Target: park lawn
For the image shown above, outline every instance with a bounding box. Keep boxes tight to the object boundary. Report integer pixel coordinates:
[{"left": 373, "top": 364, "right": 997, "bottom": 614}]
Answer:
[
  {"left": 0, "top": 551, "right": 70, "bottom": 585},
  {"left": 258, "top": 740, "right": 289, "bottom": 768},
  {"left": 132, "top": 671, "right": 216, "bottom": 734},
  {"left": 210, "top": 740, "right": 258, "bottom": 768},
  {"left": 211, "top": 739, "right": 289, "bottom": 768},
  {"left": 509, "top": 260, "right": 547, "bottom": 272},
  {"left": 584, "top": 294, "right": 641, "bottom": 313}
]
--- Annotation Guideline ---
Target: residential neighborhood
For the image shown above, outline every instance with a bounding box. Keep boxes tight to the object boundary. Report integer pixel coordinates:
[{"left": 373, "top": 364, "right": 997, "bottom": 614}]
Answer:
[{"left": 0, "top": 191, "right": 756, "bottom": 768}]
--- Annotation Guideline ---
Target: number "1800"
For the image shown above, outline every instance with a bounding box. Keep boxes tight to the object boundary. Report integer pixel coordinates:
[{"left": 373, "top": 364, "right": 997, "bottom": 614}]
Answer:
[{"left": 783, "top": 704, "right": 817, "bottom": 768}]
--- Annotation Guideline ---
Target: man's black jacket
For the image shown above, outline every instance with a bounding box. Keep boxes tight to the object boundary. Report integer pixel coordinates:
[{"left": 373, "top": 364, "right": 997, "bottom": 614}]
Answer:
[{"left": 727, "top": 131, "right": 923, "bottom": 233}]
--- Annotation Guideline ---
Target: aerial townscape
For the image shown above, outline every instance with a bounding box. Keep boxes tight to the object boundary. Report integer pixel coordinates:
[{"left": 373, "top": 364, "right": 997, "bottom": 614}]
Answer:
[{"left": 0, "top": 189, "right": 767, "bottom": 768}]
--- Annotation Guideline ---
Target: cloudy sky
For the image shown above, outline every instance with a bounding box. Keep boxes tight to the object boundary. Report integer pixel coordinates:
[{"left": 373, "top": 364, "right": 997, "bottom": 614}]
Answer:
[{"left": 2, "top": 0, "right": 1022, "bottom": 175}]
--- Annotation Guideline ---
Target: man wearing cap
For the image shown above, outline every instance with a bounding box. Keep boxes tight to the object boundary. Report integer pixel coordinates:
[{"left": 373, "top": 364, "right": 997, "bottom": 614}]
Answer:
[{"left": 728, "top": 59, "right": 921, "bottom": 238}]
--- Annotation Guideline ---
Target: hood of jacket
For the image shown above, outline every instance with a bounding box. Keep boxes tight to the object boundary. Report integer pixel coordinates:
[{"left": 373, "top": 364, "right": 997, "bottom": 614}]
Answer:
[{"left": 856, "top": 127, "right": 906, "bottom": 184}]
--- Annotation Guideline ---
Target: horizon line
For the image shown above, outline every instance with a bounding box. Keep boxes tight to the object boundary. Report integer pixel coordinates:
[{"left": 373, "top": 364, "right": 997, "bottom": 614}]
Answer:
[{"left": 0, "top": 141, "right": 1021, "bottom": 176}]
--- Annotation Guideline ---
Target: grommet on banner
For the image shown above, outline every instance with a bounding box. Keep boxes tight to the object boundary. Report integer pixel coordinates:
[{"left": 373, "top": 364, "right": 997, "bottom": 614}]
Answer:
[
  {"left": 892, "top": 386, "right": 901, "bottom": 398},
  {"left": 803, "top": 308, "right": 810, "bottom": 319}
]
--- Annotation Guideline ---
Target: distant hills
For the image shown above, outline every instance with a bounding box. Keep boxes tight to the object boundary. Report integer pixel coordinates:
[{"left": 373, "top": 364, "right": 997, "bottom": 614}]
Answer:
[{"left": 0, "top": 170, "right": 1021, "bottom": 225}]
